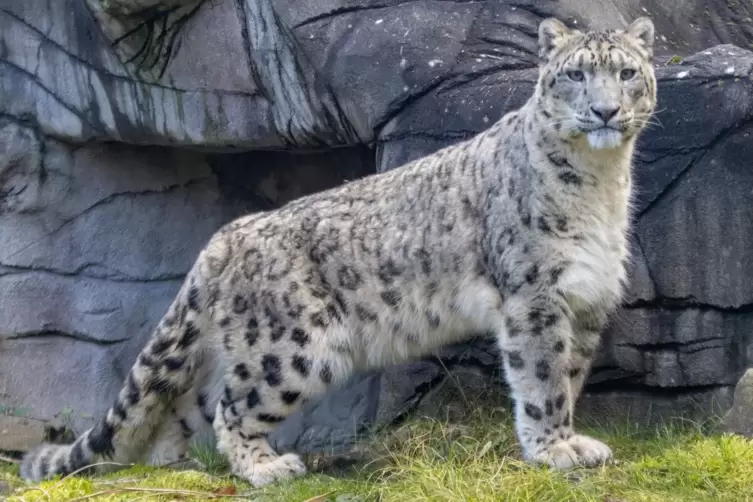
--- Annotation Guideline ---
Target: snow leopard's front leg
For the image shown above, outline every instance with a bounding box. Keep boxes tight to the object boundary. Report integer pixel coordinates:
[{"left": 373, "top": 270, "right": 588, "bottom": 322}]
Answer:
[
  {"left": 499, "top": 294, "right": 612, "bottom": 470},
  {"left": 567, "top": 312, "right": 608, "bottom": 405}
]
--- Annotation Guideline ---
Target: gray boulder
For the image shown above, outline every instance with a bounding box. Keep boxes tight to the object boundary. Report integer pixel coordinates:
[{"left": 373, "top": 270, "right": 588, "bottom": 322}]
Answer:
[
  {"left": 722, "top": 368, "right": 753, "bottom": 438},
  {"left": 1, "top": 0, "right": 753, "bottom": 456}
]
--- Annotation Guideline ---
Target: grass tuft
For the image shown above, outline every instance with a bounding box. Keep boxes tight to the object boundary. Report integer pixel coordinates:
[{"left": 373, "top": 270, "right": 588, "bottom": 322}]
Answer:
[{"left": 3, "top": 407, "right": 753, "bottom": 501}]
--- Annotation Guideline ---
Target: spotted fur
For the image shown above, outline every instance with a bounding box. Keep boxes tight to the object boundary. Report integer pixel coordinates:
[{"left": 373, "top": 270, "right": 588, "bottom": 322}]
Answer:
[{"left": 20, "top": 17, "right": 657, "bottom": 486}]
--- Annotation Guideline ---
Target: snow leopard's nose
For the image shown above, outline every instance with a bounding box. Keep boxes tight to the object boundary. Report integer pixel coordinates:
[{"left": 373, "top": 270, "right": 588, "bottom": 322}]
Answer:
[{"left": 589, "top": 104, "right": 620, "bottom": 124}]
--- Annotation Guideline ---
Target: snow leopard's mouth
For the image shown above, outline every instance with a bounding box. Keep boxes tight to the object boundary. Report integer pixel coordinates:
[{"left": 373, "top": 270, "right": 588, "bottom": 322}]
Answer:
[
  {"left": 585, "top": 127, "right": 624, "bottom": 150},
  {"left": 582, "top": 124, "right": 623, "bottom": 134}
]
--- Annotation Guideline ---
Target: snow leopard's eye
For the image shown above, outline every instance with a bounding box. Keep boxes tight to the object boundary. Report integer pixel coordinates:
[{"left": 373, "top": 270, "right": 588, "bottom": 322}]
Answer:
[
  {"left": 566, "top": 70, "right": 585, "bottom": 82},
  {"left": 620, "top": 68, "right": 637, "bottom": 81}
]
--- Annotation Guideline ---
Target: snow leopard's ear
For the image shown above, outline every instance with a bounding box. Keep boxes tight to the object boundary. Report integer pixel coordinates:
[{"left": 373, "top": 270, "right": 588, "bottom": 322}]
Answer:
[
  {"left": 625, "top": 17, "right": 655, "bottom": 59},
  {"left": 538, "top": 18, "right": 579, "bottom": 64}
]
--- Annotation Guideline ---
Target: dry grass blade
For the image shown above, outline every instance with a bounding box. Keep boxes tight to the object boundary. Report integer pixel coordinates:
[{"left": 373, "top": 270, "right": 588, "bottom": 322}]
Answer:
[
  {"left": 17, "top": 461, "right": 137, "bottom": 500},
  {"left": 66, "top": 485, "right": 250, "bottom": 501},
  {"left": 302, "top": 491, "right": 335, "bottom": 502},
  {"left": 213, "top": 484, "right": 237, "bottom": 495}
]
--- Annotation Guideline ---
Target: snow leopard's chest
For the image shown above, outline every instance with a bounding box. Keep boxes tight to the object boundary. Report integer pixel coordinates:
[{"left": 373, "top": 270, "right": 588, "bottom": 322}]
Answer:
[{"left": 556, "top": 219, "right": 628, "bottom": 315}]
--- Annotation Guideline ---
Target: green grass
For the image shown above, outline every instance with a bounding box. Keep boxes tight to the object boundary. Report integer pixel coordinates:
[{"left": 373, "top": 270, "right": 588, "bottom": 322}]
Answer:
[{"left": 2, "top": 407, "right": 753, "bottom": 501}]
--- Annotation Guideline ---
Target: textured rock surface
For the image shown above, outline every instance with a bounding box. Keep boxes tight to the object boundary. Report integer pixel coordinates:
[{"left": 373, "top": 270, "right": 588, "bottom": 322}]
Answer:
[
  {"left": 0, "top": 138, "right": 374, "bottom": 435},
  {"left": 0, "top": 129, "right": 229, "bottom": 430},
  {"left": 0, "top": 416, "right": 46, "bottom": 452},
  {"left": 722, "top": 368, "right": 753, "bottom": 437},
  {"left": 2, "top": 0, "right": 753, "bottom": 454}
]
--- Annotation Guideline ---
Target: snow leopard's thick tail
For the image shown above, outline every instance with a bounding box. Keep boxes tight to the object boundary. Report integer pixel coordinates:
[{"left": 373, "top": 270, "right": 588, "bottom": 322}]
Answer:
[{"left": 20, "top": 266, "right": 209, "bottom": 482}]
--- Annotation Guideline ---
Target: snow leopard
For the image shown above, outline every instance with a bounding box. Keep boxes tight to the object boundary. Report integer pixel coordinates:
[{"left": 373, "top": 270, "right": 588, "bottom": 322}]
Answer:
[{"left": 20, "top": 16, "right": 657, "bottom": 487}]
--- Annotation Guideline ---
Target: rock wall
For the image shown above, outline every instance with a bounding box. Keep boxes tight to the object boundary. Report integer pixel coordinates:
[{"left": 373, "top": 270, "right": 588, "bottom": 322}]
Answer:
[
  {"left": 2, "top": 0, "right": 753, "bottom": 454},
  {"left": 0, "top": 134, "right": 375, "bottom": 433},
  {"left": 0, "top": 124, "right": 228, "bottom": 425}
]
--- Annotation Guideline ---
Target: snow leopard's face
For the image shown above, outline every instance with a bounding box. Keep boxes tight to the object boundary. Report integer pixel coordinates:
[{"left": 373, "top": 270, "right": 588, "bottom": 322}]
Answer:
[{"left": 535, "top": 17, "right": 657, "bottom": 150}]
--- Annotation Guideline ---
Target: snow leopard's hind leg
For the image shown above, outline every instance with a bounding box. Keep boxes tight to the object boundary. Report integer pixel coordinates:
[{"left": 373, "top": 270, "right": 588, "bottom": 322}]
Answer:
[
  {"left": 212, "top": 328, "right": 345, "bottom": 486},
  {"left": 145, "top": 337, "right": 223, "bottom": 468},
  {"left": 210, "top": 271, "right": 352, "bottom": 487},
  {"left": 145, "top": 385, "right": 207, "bottom": 467}
]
